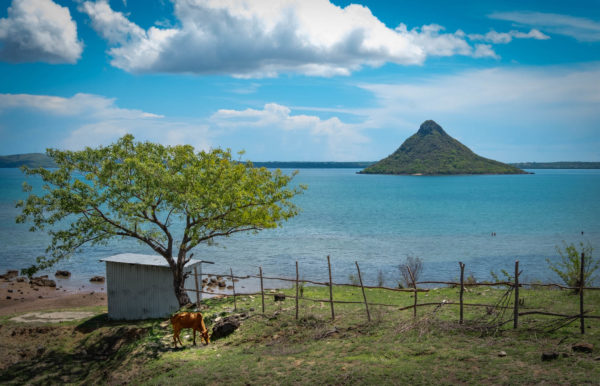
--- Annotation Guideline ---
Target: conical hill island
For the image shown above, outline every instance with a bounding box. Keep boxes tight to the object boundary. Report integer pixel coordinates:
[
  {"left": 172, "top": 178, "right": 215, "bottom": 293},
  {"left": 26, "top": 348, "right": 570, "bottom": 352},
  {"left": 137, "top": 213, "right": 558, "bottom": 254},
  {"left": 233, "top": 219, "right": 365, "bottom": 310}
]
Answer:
[{"left": 359, "top": 120, "right": 528, "bottom": 175}]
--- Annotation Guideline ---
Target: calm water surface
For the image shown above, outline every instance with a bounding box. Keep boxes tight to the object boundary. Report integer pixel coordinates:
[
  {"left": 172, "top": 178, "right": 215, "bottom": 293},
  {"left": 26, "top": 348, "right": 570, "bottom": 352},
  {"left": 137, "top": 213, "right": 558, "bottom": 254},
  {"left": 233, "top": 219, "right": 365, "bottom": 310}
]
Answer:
[{"left": 0, "top": 168, "right": 598, "bottom": 288}]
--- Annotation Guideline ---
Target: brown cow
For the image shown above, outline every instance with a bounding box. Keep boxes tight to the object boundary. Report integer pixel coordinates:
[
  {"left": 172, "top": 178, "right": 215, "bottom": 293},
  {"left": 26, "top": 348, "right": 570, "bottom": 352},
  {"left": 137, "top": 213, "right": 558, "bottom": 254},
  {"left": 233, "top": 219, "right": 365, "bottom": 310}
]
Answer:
[{"left": 170, "top": 312, "right": 210, "bottom": 346}]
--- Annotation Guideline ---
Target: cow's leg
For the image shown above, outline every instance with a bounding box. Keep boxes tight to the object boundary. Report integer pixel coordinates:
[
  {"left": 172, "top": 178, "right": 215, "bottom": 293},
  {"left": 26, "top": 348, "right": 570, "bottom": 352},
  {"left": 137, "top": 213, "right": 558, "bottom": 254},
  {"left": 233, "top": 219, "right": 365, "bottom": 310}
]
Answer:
[
  {"left": 193, "top": 328, "right": 197, "bottom": 345},
  {"left": 173, "top": 326, "right": 180, "bottom": 346}
]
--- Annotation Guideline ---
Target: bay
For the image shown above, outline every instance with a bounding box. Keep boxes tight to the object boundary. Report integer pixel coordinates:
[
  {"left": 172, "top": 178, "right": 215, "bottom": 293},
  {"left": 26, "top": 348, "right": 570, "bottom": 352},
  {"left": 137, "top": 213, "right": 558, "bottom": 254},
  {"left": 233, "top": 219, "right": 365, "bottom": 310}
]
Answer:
[{"left": 0, "top": 168, "right": 599, "bottom": 288}]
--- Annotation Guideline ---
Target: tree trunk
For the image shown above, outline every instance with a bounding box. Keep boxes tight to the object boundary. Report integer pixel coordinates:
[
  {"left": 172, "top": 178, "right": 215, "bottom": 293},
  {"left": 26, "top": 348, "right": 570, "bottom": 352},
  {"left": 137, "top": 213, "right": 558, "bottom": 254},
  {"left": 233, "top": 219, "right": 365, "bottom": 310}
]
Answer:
[{"left": 172, "top": 266, "right": 191, "bottom": 307}]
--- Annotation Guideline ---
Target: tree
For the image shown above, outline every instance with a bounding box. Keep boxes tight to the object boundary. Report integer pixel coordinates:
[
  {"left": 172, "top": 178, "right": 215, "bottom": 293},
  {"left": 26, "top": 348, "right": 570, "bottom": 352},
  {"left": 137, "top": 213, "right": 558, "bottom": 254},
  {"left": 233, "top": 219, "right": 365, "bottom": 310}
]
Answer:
[
  {"left": 398, "top": 255, "right": 423, "bottom": 288},
  {"left": 546, "top": 242, "right": 597, "bottom": 293},
  {"left": 16, "top": 135, "right": 305, "bottom": 306}
]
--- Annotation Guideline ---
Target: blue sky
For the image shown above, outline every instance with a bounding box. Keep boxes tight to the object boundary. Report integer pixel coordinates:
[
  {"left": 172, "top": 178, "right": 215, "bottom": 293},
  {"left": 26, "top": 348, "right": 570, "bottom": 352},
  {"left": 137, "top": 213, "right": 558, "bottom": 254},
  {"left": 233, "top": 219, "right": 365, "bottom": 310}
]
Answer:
[{"left": 0, "top": 0, "right": 599, "bottom": 162}]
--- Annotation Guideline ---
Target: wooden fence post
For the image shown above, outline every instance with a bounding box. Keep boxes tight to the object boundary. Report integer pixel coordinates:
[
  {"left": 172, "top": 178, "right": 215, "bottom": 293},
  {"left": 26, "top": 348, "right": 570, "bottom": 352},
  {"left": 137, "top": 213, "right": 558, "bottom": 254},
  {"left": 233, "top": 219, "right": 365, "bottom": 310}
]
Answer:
[
  {"left": 580, "top": 252, "right": 585, "bottom": 334},
  {"left": 355, "top": 261, "right": 371, "bottom": 322},
  {"left": 327, "top": 255, "right": 335, "bottom": 320},
  {"left": 194, "top": 266, "right": 201, "bottom": 309},
  {"left": 407, "top": 267, "right": 417, "bottom": 318},
  {"left": 259, "top": 266, "right": 265, "bottom": 314},
  {"left": 295, "top": 261, "right": 299, "bottom": 320},
  {"left": 230, "top": 267, "right": 237, "bottom": 312},
  {"left": 459, "top": 262, "right": 465, "bottom": 325},
  {"left": 514, "top": 260, "right": 519, "bottom": 329}
]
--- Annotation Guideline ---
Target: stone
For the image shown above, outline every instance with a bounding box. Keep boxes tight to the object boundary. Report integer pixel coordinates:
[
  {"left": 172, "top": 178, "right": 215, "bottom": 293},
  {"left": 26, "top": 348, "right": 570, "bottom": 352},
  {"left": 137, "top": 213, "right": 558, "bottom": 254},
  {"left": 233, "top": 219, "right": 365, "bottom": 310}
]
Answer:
[
  {"left": 30, "top": 277, "right": 56, "bottom": 287},
  {"left": 211, "top": 315, "right": 241, "bottom": 340},
  {"left": 90, "top": 276, "right": 105, "bottom": 283},
  {"left": 541, "top": 352, "right": 559, "bottom": 361},
  {"left": 16, "top": 277, "right": 26, "bottom": 282},
  {"left": 274, "top": 293, "right": 286, "bottom": 302},
  {"left": 498, "top": 351, "right": 507, "bottom": 357},
  {"left": 217, "top": 281, "right": 226, "bottom": 288},
  {"left": 572, "top": 342, "right": 594, "bottom": 353},
  {"left": 55, "top": 270, "right": 71, "bottom": 278}
]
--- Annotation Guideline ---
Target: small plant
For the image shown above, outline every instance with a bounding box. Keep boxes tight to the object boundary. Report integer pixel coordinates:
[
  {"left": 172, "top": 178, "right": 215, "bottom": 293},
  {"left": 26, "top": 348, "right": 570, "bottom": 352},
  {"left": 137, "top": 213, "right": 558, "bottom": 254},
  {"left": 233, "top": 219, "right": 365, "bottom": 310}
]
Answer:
[
  {"left": 348, "top": 274, "right": 360, "bottom": 285},
  {"left": 490, "top": 269, "right": 514, "bottom": 283},
  {"left": 546, "top": 241, "right": 597, "bottom": 292},
  {"left": 399, "top": 255, "right": 423, "bottom": 288}
]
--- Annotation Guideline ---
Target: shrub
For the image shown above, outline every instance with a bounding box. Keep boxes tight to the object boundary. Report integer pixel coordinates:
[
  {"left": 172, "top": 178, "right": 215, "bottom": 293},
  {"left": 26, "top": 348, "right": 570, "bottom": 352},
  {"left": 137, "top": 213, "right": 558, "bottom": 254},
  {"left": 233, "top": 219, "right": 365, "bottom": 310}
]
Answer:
[
  {"left": 399, "top": 255, "right": 423, "bottom": 288},
  {"left": 546, "top": 242, "right": 597, "bottom": 292}
]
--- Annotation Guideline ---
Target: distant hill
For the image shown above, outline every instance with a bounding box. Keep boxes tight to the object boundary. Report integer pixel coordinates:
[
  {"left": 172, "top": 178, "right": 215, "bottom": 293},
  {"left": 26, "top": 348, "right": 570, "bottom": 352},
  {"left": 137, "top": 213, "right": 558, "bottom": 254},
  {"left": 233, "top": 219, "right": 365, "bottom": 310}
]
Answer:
[
  {"left": 510, "top": 162, "right": 600, "bottom": 169},
  {"left": 0, "top": 153, "right": 56, "bottom": 168},
  {"left": 360, "top": 120, "right": 527, "bottom": 175}
]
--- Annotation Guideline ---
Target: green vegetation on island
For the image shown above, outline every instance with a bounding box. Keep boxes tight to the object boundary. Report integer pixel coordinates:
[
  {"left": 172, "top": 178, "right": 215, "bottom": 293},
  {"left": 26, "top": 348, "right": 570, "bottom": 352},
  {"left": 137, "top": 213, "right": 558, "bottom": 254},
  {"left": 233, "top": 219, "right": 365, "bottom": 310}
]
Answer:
[
  {"left": 0, "top": 153, "right": 56, "bottom": 168},
  {"left": 360, "top": 120, "right": 528, "bottom": 175},
  {"left": 511, "top": 162, "right": 600, "bottom": 169}
]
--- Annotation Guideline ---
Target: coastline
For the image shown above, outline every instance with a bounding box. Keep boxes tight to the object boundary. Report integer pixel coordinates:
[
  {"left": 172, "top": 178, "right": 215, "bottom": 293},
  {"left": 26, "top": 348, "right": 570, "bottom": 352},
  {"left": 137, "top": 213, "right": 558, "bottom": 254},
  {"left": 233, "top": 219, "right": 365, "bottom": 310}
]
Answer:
[{"left": 0, "top": 272, "right": 107, "bottom": 316}]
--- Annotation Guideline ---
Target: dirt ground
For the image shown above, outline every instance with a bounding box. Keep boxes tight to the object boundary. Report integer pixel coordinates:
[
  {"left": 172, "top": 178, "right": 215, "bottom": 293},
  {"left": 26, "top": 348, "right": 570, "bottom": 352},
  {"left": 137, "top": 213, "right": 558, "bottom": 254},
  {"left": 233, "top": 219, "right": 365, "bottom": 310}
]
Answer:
[{"left": 0, "top": 277, "right": 106, "bottom": 316}]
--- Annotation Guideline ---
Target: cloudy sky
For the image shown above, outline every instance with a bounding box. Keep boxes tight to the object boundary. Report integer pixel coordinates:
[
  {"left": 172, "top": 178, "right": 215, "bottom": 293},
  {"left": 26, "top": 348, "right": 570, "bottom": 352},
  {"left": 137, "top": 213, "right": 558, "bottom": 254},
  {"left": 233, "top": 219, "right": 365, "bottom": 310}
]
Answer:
[{"left": 1, "top": 0, "right": 599, "bottom": 161}]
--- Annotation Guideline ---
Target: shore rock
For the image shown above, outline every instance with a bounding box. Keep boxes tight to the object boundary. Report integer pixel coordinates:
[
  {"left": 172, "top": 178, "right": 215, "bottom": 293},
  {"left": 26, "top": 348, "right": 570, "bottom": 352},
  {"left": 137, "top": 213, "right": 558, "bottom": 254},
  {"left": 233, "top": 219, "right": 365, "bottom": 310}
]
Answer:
[
  {"left": 30, "top": 277, "right": 56, "bottom": 287},
  {"left": 0, "top": 270, "right": 19, "bottom": 280},
  {"left": 55, "top": 270, "right": 71, "bottom": 278},
  {"left": 90, "top": 276, "right": 105, "bottom": 283}
]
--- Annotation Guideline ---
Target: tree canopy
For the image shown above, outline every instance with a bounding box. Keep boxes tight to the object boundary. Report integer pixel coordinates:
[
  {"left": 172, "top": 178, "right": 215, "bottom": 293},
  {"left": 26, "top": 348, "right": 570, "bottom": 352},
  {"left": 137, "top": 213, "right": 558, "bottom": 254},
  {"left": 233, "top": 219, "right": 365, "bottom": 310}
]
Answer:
[{"left": 16, "top": 135, "right": 305, "bottom": 305}]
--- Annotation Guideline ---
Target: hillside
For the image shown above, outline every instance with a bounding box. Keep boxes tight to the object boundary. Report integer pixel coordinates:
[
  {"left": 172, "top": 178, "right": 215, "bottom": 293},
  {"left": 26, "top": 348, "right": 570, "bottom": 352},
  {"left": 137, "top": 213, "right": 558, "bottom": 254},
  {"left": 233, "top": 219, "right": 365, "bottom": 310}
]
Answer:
[
  {"left": 360, "top": 120, "right": 527, "bottom": 175},
  {"left": 511, "top": 162, "right": 600, "bottom": 169},
  {"left": 0, "top": 153, "right": 56, "bottom": 168}
]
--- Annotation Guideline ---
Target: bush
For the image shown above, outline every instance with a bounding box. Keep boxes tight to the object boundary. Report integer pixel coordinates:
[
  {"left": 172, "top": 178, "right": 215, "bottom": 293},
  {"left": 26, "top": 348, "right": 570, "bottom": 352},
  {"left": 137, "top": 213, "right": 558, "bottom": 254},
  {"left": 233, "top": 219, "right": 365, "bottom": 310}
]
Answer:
[
  {"left": 546, "top": 242, "right": 597, "bottom": 292},
  {"left": 399, "top": 255, "right": 423, "bottom": 288}
]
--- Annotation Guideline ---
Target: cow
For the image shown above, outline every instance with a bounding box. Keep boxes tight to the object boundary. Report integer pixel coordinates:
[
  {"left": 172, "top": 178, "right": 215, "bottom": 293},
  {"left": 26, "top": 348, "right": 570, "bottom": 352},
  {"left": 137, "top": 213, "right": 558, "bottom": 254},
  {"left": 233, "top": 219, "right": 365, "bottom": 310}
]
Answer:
[{"left": 170, "top": 312, "right": 210, "bottom": 346}]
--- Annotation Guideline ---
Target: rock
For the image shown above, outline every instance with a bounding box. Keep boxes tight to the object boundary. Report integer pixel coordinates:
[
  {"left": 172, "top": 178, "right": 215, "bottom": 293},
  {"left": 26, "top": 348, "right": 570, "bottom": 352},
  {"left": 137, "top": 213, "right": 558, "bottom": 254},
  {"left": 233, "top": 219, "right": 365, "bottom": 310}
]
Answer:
[
  {"left": 6, "top": 296, "right": 11, "bottom": 300},
  {"left": 16, "top": 277, "right": 26, "bottom": 282},
  {"left": 498, "top": 351, "right": 507, "bottom": 357},
  {"left": 211, "top": 315, "right": 241, "bottom": 340},
  {"left": 227, "top": 285, "right": 233, "bottom": 290},
  {"left": 274, "top": 293, "right": 286, "bottom": 302},
  {"left": 7, "top": 289, "right": 13, "bottom": 293},
  {"left": 217, "top": 281, "right": 226, "bottom": 288},
  {"left": 210, "top": 277, "right": 217, "bottom": 284},
  {"left": 5, "top": 270, "right": 18, "bottom": 279},
  {"left": 90, "top": 276, "right": 105, "bottom": 283},
  {"left": 541, "top": 352, "right": 559, "bottom": 361},
  {"left": 55, "top": 270, "right": 71, "bottom": 278},
  {"left": 30, "top": 277, "right": 56, "bottom": 287},
  {"left": 572, "top": 342, "right": 594, "bottom": 353}
]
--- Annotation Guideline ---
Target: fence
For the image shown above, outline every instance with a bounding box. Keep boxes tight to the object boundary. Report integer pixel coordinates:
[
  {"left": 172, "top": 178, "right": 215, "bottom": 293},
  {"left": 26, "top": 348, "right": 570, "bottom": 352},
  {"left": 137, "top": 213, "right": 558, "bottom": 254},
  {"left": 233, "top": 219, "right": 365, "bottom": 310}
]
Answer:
[{"left": 186, "top": 253, "right": 600, "bottom": 334}]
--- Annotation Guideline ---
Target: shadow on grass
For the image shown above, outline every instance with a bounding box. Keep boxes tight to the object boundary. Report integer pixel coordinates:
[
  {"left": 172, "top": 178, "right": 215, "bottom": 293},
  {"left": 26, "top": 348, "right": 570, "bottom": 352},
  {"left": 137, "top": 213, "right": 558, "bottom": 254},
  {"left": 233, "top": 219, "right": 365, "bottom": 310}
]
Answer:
[{"left": 0, "top": 314, "right": 170, "bottom": 384}]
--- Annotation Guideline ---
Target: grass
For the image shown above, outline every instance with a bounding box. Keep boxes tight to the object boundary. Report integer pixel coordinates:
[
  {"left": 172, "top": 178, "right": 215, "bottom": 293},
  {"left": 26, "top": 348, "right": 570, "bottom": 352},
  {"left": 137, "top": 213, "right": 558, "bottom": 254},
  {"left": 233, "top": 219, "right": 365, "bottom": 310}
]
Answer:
[{"left": 1, "top": 284, "right": 599, "bottom": 385}]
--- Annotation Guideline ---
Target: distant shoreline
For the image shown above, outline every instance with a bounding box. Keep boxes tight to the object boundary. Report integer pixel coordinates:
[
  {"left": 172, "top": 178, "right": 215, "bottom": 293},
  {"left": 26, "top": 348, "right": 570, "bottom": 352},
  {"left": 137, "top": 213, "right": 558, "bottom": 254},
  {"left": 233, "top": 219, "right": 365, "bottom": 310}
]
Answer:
[{"left": 1, "top": 155, "right": 599, "bottom": 169}]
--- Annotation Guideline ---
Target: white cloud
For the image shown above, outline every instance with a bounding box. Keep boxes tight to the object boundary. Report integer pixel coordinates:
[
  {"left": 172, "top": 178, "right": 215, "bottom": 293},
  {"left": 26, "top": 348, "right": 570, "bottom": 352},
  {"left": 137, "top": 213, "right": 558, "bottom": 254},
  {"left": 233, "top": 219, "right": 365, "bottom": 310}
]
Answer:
[
  {"left": 0, "top": 93, "right": 210, "bottom": 151},
  {"left": 79, "top": 0, "right": 497, "bottom": 77},
  {"left": 469, "top": 29, "right": 550, "bottom": 44},
  {"left": 211, "top": 103, "right": 369, "bottom": 160},
  {"left": 0, "top": 0, "right": 83, "bottom": 63},
  {"left": 489, "top": 11, "right": 600, "bottom": 42}
]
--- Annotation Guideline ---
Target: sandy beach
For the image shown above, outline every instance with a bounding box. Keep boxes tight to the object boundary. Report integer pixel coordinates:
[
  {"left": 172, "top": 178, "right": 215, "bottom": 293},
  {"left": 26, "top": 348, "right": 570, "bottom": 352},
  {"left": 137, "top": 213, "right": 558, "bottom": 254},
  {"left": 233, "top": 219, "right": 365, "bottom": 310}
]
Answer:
[{"left": 0, "top": 272, "right": 107, "bottom": 316}]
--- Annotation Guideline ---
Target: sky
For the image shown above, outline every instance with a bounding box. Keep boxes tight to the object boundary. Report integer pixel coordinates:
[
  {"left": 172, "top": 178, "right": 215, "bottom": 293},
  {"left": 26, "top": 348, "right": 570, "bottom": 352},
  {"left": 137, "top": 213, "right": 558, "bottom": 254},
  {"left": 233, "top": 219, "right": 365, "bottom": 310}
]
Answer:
[{"left": 0, "top": 0, "right": 599, "bottom": 162}]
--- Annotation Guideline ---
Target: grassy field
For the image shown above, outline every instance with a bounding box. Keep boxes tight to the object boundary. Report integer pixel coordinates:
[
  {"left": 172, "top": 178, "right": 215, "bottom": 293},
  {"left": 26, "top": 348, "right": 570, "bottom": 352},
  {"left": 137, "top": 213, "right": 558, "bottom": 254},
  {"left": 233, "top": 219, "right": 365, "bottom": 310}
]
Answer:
[{"left": 1, "top": 284, "right": 599, "bottom": 385}]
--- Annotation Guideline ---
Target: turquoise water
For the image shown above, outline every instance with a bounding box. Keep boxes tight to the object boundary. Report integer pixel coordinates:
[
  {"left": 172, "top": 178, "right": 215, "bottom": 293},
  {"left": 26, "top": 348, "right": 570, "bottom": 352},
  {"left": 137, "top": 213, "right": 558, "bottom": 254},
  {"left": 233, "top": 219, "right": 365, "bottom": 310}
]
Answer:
[{"left": 0, "top": 168, "right": 599, "bottom": 287}]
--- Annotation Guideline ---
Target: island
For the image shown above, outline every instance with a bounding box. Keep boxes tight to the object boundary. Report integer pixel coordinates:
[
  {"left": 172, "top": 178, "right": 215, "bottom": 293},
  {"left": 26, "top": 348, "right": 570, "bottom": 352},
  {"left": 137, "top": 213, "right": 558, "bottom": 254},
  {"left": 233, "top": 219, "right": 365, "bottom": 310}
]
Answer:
[{"left": 359, "top": 120, "right": 528, "bottom": 175}]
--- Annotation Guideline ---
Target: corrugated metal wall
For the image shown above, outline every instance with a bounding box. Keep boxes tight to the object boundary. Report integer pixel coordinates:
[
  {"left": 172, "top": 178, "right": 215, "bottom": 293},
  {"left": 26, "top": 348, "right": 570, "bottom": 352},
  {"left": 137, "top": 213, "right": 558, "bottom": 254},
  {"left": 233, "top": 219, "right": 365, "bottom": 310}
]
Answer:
[{"left": 106, "top": 262, "right": 200, "bottom": 320}]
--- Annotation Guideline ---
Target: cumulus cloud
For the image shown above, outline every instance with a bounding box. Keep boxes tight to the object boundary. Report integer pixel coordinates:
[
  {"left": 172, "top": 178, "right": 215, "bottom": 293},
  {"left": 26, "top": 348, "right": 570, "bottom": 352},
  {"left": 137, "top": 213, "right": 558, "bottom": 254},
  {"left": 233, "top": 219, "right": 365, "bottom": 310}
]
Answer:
[
  {"left": 468, "top": 29, "right": 550, "bottom": 44},
  {"left": 0, "top": 0, "right": 83, "bottom": 63},
  {"left": 211, "top": 103, "right": 369, "bottom": 160},
  {"left": 489, "top": 11, "right": 600, "bottom": 42},
  {"left": 79, "top": 0, "right": 497, "bottom": 77},
  {"left": 0, "top": 93, "right": 210, "bottom": 151}
]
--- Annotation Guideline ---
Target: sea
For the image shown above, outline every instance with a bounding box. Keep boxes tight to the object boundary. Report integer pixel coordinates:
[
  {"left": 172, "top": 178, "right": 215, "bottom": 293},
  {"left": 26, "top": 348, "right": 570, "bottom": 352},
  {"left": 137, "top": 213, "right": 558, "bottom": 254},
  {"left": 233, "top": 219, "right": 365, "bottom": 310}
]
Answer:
[{"left": 1, "top": 168, "right": 599, "bottom": 290}]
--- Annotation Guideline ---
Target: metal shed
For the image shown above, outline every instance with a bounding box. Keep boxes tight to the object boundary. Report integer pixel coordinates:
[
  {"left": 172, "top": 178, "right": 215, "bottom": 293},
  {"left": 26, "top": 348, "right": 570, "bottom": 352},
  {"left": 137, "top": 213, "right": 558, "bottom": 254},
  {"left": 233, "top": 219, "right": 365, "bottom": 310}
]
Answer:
[{"left": 100, "top": 253, "right": 206, "bottom": 320}]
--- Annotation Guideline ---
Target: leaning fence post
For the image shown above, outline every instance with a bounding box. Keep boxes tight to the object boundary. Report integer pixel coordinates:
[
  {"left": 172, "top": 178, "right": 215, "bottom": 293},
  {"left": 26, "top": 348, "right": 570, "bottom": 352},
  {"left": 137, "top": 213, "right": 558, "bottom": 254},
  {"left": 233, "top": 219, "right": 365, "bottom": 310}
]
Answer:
[
  {"left": 355, "top": 261, "right": 371, "bottom": 322},
  {"left": 230, "top": 267, "right": 237, "bottom": 312},
  {"left": 194, "top": 266, "right": 201, "bottom": 309},
  {"left": 295, "top": 261, "right": 299, "bottom": 320},
  {"left": 407, "top": 267, "right": 417, "bottom": 318},
  {"left": 514, "top": 260, "right": 519, "bottom": 329},
  {"left": 459, "top": 262, "right": 465, "bottom": 325},
  {"left": 259, "top": 266, "right": 265, "bottom": 315},
  {"left": 327, "top": 255, "right": 335, "bottom": 320},
  {"left": 580, "top": 252, "right": 585, "bottom": 334}
]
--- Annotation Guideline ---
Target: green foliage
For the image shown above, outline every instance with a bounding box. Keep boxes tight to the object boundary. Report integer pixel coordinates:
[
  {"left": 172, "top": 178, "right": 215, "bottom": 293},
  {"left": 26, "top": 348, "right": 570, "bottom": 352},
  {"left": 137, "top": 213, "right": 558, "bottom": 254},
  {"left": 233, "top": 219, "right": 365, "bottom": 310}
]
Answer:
[
  {"left": 15, "top": 135, "right": 305, "bottom": 303},
  {"left": 490, "top": 269, "right": 514, "bottom": 283},
  {"left": 360, "top": 120, "right": 527, "bottom": 175},
  {"left": 546, "top": 242, "right": 597, "bottom": 290}
]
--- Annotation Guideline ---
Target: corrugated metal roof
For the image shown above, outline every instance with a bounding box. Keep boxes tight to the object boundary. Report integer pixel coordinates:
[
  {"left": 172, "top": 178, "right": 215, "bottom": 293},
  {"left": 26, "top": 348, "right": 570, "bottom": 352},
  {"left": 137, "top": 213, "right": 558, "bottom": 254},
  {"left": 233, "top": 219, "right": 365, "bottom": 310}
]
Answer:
[{"left": 100, "top": 253, "right": 204, "bottom": 267}]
